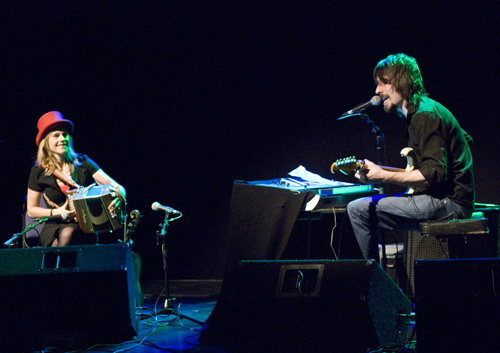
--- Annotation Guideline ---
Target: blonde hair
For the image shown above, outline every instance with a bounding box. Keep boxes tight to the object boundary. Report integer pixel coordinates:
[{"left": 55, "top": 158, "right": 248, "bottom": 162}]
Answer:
[{"left": 35, "top": 130, "right": 80, "bottom": 175}]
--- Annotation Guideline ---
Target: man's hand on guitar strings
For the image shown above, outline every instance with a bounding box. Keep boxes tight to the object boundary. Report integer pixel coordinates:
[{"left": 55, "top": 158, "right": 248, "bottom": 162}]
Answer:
[{"left": 355, "top": 159, "right": 387, "bottom": 184}]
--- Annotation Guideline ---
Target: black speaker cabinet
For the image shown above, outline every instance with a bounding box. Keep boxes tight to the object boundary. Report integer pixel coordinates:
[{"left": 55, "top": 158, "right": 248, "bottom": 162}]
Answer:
[
  {"left": 475, "top": 204, "right": 500, "bottom": 256},
  {"left": 200, "top": 259, "right": 412, "bottom": 353},
  {"left": 405, "top": 230, "right": 450, "bottom": 298},
  {"left": 405, "top": 228, "right": 494, "bottom": 298},
  {"left": 415, "top": 258, "right": 500, "bottom": 353},
  {"left": 0, "top": 243, "right": 140, "bottom": 351}
]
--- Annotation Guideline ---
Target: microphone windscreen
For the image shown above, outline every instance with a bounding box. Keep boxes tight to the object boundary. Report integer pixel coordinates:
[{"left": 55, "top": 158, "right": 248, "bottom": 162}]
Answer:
[{"left": 371, "top": 96, "right": 382, "bottom": 105}]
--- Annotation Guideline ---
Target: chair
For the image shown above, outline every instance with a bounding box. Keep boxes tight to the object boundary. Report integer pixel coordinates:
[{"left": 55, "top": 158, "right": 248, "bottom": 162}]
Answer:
[{"left": 21, "top": 195, "right": 48, "bottom": 248}]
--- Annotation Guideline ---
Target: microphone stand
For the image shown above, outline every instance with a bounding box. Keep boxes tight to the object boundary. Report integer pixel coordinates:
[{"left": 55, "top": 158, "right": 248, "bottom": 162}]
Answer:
[
  {"left": 158, "top": 213, "right": 173, "bottom": 310},
  {"left": 4, "top": 219, "right": 45, "bottom": 247},
  {"left": 340, "top": 112, "right": 388, "bottom": 270},
  {"left": 339, "top": 112, "right": 387, "bottom": 178},
  {"left": 360, "top": 112, "right": 389, "bottom": 272},
  {"left": 156, "top": 212, "right": 203, "bottom": 325},
  {"left": 359, "top": 112, "right": 387, "bottom": 182}
]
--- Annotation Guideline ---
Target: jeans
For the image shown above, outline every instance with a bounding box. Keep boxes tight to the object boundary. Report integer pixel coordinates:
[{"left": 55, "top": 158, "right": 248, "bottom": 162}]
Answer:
[{"left": 346, "top": 194, "right": 472, "bottom": 260}]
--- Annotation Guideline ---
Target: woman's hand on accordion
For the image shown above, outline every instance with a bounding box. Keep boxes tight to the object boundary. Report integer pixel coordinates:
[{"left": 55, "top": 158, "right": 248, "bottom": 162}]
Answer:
[
  {"left": 58, "top": 199, "right": 77, "bottom": 221},
  {"left": 108, "top": 197, "right": 121, "bottom": 218},
  {"left": 91, "top": 170, "right": 126, "bottom": 219},
  {"left": 108, "top": 183, "right": 125, "bottom": 219}
]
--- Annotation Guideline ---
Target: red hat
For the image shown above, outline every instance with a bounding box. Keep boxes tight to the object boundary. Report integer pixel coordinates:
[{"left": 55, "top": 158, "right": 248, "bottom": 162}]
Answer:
[{"left": 36, "top": 111, "right": 74, "bottom": 146}]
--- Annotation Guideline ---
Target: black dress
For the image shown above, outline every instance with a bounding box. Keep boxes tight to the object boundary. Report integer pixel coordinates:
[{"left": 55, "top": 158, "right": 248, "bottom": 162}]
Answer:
[{"left": 27, "top": 154, "right": 100, "bottom": 247}]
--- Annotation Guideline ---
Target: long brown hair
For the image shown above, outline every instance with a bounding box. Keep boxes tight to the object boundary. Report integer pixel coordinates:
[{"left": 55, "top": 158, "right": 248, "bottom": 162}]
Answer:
[
  {"left": 35, "top": 129, "right": 81, "bottom": 175},
  {"left": 373, "top": 53, "right": 428, "bottom": 105}
]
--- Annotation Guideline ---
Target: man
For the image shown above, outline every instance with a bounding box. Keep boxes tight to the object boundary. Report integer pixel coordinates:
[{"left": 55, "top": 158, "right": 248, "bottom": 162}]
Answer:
[{"left": 346, "top": 53, "right": 474, "bottom": 260}]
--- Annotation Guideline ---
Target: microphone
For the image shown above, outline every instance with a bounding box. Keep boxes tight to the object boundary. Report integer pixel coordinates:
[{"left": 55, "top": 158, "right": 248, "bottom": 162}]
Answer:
[
  {"left": 4, "top": 233, "right": 22, "bottom": 247},
  {"left": 339, "top": 96, "right": 383, "bottom": 118},
  {"left": 151, "top": 202, "right": 181, "bottom": 216},
  {"left": 39, "top": 212, "right": 69, "bottom": 222}
]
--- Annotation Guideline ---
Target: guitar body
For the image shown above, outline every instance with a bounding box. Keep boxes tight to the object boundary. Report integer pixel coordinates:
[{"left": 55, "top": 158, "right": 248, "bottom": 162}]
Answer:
[{"left": 330, "top": 148, "right": 416, "bottom": 194}]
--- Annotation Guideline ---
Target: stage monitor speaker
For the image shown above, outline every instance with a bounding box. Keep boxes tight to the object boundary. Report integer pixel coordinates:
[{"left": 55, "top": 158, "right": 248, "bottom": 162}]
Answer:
[
  {"left": 200, "top": 259, "right": 412, "bottom": 353},
  {"left": 415, "top": 258, "right": 500, "bottom": 353},
  {"left": 0, "top": 243, "right": 140, "bottom": 351}
]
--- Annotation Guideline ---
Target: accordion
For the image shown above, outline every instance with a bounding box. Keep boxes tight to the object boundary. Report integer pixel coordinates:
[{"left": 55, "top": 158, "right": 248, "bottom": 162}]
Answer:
[{"left": 68, "top": 184, "right": 125, "bottom": 234}]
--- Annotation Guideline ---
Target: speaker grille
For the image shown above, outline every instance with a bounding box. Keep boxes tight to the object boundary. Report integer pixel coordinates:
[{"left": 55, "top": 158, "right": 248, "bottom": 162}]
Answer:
[{"left": 405, "top": 231, "right": 449, "bottom": 297}]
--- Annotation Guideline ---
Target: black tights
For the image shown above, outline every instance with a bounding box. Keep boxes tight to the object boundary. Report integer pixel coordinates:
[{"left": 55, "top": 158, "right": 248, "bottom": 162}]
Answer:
[{"left": 51, "top": 226, "right": 77, "bottom": 247}]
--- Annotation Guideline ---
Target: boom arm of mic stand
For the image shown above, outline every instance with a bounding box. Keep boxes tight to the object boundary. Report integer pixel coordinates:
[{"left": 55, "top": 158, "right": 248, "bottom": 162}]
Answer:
[
  {"left": 4, "top": 219, "right": 45, "bottom": 247},
  {"left": 337, "top": 112, "right": 363, "bottom": 120}
]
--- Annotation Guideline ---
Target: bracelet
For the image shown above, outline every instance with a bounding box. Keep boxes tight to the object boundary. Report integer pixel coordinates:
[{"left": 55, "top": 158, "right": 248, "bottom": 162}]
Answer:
[{"left": 50, "top": 209, "right": 53, "bottom": 217}]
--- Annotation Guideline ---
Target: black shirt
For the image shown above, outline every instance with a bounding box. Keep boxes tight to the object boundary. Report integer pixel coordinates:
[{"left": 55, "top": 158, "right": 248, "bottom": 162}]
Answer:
[
  {"left": 407, "top": 97, "right": 475, "bottom": 209},
  {"left": 28, "top": 154, "right": 100, "bottom": 207}
]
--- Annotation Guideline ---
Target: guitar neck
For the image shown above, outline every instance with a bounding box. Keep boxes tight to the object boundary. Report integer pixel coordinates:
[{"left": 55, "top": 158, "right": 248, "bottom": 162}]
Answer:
[{"left": 331, "top": 158, "right": 409, "bottom": 175}]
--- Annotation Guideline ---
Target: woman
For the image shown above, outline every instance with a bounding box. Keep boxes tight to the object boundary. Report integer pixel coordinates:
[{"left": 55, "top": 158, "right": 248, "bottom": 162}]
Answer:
[{"left": 26, "top": 111, "right": 126, "bottom": 247}]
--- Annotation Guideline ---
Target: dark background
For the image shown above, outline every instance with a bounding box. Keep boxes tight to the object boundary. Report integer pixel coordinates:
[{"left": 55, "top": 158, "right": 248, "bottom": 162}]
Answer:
[{"left": 1, "top": 1, "right": 499, "bottom": 281}]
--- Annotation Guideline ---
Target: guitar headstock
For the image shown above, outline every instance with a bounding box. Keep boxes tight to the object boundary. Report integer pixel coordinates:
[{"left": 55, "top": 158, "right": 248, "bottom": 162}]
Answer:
[{"left": 330, "top": 157, "right": 364, "bottom": 175}]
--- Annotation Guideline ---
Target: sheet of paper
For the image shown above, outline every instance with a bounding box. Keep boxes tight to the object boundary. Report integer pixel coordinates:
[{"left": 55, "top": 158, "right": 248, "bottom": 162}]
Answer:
[{"left": 288, "top": 165, "right": 346, "bottom": 186}]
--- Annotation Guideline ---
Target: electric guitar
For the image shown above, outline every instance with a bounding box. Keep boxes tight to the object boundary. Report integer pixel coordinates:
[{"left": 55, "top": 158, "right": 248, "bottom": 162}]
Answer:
[{"left": 330, "top": 147, "right": 416, "bottom": 193}]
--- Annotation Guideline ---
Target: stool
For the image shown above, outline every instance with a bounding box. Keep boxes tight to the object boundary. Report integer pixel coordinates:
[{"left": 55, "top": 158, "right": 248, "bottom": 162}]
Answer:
[{"left": 419, "top": 212, "right": 489, "bottom": 259}]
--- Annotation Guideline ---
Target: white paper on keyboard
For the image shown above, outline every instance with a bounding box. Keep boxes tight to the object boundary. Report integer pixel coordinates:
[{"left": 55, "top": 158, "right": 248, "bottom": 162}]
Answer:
[{"left": 288, "top": 165, "right": 351, "bottom": 187}]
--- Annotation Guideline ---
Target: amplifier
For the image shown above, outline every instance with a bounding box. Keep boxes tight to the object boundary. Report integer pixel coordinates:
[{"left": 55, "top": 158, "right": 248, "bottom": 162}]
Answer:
[{"left": 69, "top": 184, "right": 124, "bottom": 234}]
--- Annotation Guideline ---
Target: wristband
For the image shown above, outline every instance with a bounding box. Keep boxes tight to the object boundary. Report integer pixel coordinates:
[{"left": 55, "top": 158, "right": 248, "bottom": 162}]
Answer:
[{"left": 50, "top": 209, "right": 53, "bottom": 217}]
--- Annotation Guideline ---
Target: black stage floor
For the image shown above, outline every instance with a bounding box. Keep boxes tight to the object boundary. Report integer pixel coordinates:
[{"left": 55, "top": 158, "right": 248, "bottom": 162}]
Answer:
[
  {"left": 34, "top": 280, "right": 229, "bottom": 353},
  {"left": 32, "top": 279, "right": 417, "bottom": 353}
]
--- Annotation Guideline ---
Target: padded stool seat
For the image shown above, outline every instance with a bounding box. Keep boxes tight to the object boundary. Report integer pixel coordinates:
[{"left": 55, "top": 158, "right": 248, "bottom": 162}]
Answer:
[
  {"left": 418, "top": 212, "right": 489, "bottom": 260},
  {"left": 405, "top": 212, "right": 491, "bottom": 298},
  {"left": 419, "top": 212, "right": 489, "bottom": 237}
]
